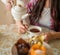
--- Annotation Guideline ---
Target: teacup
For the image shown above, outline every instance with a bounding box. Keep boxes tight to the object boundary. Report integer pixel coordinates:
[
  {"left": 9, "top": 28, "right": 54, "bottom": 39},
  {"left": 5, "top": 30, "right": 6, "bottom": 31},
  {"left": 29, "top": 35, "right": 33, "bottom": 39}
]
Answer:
[{"left": 28, "top": 26, "right": 42, "bottom": 38}]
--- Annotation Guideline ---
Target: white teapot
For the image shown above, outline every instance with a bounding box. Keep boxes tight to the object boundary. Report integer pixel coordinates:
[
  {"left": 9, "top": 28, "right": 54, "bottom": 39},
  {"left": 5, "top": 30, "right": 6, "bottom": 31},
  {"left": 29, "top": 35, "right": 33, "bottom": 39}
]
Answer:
[
  {"left": 11, "top": 5, "right": 29, "bottom": 21},
  {"left": 11, "top": 0, "right": 30, "bottom": 21}
]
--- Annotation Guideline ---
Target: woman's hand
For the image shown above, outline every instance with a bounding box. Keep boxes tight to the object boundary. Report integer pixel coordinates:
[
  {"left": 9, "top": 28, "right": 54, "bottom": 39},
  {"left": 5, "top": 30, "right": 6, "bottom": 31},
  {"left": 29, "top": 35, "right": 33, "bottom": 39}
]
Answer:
[
  {"left": 6, "top": 2, "right": 12, "bottom": 10},
  {"left": 6, "top": 0, "right": 14, "bottom": 10},
  {"left": 43, "top": 32, "right": 54, "bottom": 42},
  {"left": 16, "top": 20, "right": 29, "bottom": 34},
  {"left": 43, "top": 31, "right": 60, "bottom": 42}
]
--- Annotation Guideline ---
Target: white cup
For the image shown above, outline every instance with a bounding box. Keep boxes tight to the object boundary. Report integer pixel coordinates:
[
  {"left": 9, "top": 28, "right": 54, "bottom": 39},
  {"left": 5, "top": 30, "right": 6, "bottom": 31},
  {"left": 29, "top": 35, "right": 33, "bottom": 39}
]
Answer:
[{"left": 28, "top": 26, "right": 42, "bottom": 38}]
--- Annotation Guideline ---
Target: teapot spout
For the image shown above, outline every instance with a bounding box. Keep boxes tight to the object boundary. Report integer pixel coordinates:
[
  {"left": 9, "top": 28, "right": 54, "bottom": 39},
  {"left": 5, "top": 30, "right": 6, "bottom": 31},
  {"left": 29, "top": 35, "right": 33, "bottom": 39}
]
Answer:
[{"left": 22, "top": 14, "right": 30, "bottom": 19}]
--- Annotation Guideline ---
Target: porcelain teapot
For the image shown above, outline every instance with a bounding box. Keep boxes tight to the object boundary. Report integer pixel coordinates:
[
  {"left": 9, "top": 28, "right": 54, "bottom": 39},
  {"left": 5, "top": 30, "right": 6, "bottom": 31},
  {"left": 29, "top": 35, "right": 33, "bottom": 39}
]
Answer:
[
  {"left": 11, "top": 5, "right": 29, "bottom": 21},
  {"left": 11, "top": 0, "right": 30, "bottom": 21}
]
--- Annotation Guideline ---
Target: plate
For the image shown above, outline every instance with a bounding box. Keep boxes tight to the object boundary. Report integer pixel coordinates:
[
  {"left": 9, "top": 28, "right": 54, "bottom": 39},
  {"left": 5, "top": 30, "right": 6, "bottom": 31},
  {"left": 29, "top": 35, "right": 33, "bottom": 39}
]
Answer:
[
  {"left": 12, "top": 39, "right": 54, "bottom": 55},
  {"left": 43, "top": 42, "right": 54, "bottom": 55}
]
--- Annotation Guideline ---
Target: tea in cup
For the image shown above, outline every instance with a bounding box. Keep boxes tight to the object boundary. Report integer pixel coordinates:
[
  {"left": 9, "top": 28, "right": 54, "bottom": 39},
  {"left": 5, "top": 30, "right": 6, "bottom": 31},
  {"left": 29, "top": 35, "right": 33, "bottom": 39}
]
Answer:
[{"left": 28, "top": 26, "right": 42, "bottom": 38}]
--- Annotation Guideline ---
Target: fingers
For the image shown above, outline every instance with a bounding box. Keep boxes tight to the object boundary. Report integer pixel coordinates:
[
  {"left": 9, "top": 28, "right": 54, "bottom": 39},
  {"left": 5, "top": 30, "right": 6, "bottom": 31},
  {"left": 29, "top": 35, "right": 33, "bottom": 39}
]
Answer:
[
  {"left": 18, "top": 28, "right": 26, "bottom": 33},
  {"left": 40, "top": 32, "right": 49, "bottom": 42},
  {"left": 43, "top": 32, "right": 53, "bottom": 42},
  {"left": 16, "top": 20, "right": 29, "bottom": 33},
  {"left": 6, "top": 0, "right": 14, "bottom": 10},
  {"left": 20, "top": 20, "right": 29, "bottom": 30},
  {"left": 23, "top": 24, "right": 29, "bottom": 29},
  {"left": 6, "top": 2, "right": 12, "bottom": 10},
  {"left": 17, "top": 25, "right": 28, "bottom": 33}
]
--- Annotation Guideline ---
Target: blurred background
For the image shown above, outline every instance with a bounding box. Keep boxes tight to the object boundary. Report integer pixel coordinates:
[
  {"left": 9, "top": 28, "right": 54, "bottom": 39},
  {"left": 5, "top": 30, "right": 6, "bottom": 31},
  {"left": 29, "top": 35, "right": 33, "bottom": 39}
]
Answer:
[{"left": 0, "top": 0, "right": 15, "bottom": 25}]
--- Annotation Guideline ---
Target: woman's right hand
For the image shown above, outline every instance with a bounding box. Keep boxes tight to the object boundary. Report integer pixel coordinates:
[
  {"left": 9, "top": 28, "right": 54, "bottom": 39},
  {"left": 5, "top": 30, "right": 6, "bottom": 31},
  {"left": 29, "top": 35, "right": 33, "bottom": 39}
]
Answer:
[{"left": 16, "top": 20, "right": 29, "bottom": 33}]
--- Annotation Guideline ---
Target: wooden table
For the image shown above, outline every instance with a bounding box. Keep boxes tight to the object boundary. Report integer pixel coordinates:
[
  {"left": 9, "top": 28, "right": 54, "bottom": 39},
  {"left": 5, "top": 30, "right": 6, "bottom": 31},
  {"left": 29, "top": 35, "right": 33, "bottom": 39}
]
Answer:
[{"left": 0, "top": 24, "right": 60, "bottom": 55}]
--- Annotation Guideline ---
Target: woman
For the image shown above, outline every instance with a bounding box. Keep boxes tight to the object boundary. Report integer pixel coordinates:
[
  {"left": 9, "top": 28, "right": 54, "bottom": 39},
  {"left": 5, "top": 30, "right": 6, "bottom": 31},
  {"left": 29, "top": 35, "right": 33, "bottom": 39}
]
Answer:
[
  {"left": 15, "top": 0, "right": 60, "bottom": 41},
  {"left": 5, "top": 0, "right": 60, "bottom": 41},
  {"left": 16, "top": 0, "right": 60, "bottom": 31}
]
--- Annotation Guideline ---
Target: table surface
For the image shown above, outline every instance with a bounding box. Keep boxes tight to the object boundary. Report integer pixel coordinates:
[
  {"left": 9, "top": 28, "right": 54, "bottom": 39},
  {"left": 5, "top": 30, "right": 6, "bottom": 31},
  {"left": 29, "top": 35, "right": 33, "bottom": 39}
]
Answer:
[{"left": 0, "top": 24, "right": 60, "bottom": 55}]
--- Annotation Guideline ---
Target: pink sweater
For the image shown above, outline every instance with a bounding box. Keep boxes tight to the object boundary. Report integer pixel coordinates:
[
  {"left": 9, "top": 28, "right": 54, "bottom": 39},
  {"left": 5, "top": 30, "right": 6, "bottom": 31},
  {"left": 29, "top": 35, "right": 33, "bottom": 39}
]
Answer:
[{"left": 26, "top": 0, "right": 60, "bottom": 31}]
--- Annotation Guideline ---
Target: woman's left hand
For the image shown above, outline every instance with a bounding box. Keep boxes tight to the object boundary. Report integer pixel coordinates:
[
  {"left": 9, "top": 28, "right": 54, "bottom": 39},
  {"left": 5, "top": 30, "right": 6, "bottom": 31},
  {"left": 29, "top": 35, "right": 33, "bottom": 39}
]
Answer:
[
  {"left": 6, "top": 0, "right": 14, "bottom": 10},
  {"left": 43, "top": 32, "right": 54, "bottom": 42},
  {"left": 6, "top": 2, "right": 12, "bottom": 10}
]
